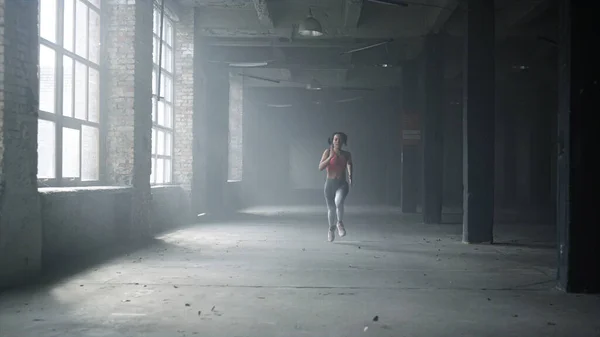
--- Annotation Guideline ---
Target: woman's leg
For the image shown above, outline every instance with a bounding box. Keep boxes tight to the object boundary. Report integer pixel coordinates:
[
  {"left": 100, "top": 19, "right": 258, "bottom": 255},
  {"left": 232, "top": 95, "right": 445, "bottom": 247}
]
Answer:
[
  {"left": 324, "top": 179, "right": 337, "bottom": 241},
  {"left": 334, "top": 182, "right": 349, "bottom": 236}
]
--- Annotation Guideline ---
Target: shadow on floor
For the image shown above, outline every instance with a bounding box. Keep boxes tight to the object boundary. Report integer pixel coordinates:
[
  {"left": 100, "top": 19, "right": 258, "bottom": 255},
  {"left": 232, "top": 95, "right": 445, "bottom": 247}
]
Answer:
[
  {"left": 492, "top": 241, "right": 556, "bottom": 250},
  {"left": 38, "top": 238, "right": 177, "bottom": 288},
  {"left": 232, "top": 211, "right": 425, "bottom": 226}
]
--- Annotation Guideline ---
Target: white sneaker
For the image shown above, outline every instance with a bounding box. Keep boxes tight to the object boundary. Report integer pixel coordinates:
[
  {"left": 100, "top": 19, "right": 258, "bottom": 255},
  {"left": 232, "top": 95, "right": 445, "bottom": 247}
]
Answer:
[
  {"left": 328, "top": 228, "right": 335, "bottom": 242},
  {"left": 337, "top": 221, "right": 346, "bottom": 237}
]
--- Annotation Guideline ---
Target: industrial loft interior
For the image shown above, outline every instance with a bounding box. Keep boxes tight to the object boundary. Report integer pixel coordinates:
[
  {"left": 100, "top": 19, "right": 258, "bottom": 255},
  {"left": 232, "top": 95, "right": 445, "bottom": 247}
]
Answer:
[{"left": 0, "top": 0, "right": 598, "bottom": 336}]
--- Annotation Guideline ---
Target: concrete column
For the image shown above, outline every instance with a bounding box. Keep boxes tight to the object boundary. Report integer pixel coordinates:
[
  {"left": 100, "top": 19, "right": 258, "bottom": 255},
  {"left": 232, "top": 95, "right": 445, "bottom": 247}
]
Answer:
[
  {"left": 0, "top": 0, "right": 43, "bottom": 287},
  {"left": 442, "top": 80, "right": 463, "bottom": 209},
  {"left": 131, "top": 1, "right": 153, "bottom": 237},
  {"left": 105, "top": 0, "right": 153, "bottom": 236},
  {"left": 192, "top": 27, "right": 229, "bottom": 216},
  {"left": 191, "top": 9, "right": 206, "bottom": 215},
  {"left": 422, "top": 34, "right": 444, "bottom": 224},
  {"left": 400, "top": 60, "right": 420, "bottom": 213},
  {"left": 556, "top": 0, "right": 600, "bottom": 293},
  {"left": 203, "top": 66, "right": 230, "bottom": 215},
  {"left": 462, "top": 0, "right": 495, "bottom": 243}
]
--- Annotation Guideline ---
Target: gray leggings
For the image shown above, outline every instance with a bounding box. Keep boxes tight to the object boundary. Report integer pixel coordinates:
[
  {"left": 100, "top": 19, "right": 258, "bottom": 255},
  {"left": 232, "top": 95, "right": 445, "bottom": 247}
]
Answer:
[{"left": 324, "top": 178, "right": 349, "bottom": 229}]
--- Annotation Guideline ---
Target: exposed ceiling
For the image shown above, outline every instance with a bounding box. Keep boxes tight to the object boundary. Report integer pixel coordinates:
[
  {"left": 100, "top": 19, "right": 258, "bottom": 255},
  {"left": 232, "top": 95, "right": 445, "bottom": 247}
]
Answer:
[{"left": 173, "top": 0, "right": 553, "bottom": 90}]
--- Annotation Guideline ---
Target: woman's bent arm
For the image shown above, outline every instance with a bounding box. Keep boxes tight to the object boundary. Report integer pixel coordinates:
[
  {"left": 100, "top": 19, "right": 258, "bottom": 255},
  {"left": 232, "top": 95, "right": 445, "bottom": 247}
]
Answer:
[
  {"left": 347, "top": 152, "right": 353, "bottom": 183},
  {"left": 319, "top": 149, "right": 331, "bottom": 171}
]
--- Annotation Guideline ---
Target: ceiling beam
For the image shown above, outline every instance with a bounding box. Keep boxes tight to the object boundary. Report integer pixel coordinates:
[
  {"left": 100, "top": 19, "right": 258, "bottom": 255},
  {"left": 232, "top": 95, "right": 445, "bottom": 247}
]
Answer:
[
  {"left": 204, "top": 37, "right": 380, "bottom": 48},
  {"left": 496, "top": 0, "right": 551, "bottom": 38},
  {"left": 344, "top": 0, "right": 364, "bottom": 28},
  {"left": 252, "top": 0, "right": 274, "bottom": 28},
  {"left": 428, "top": 0, "right": 459, "bottom": 33}
]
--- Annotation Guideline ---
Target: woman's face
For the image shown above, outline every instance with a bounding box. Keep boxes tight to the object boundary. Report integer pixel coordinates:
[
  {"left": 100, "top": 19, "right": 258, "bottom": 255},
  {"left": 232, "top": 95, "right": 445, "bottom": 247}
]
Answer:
[{"left": 333, "top": 134, "right": 342, "bottom": 148}]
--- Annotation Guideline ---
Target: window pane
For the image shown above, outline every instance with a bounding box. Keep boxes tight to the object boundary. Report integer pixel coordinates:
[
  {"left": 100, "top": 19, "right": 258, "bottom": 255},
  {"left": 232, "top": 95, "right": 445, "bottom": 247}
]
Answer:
[
  {"left": 159, "top": 74, "right": 166, "bottom": 100},
  {"left": 89, "top": 9, "right": 101, "bottom": 64},
  {"left": 152, "top": 70, "right": 157, "bottom": 96},
  {"left": 88, "top": 0, "right": 101, "bottom": 8},
  {"left": 166, "top": 21, "right": 173, "bottom": 46},
  {"left": 37, "top": 120, "right": 56, "bottom": 179},
  {"left": 88, "top": 68, "right": 100, "bottom": 122},
  {"left": 161, "top": 21, "right": 168, "bottom": 44},
  {"left": 156, "top": 158, "right": 165, "bottom": 184},
  {"left": 150, "top": 158, "right": 156, "bottom": 184},
  {"left": 165, "top": 47, "right": 173, "bottom": 73},
  {"left": 75, "top": 1, "right": 88, "bottom": 58},
  {"left": 164, "top": 159, "right": 172, "bottom": 183},
  {"left": 62, "top": 56, "right": 74, "bottom": 117},
  {"left": 40, "top": 0, "right": 56, "bottom": 42},
  {"left": 164, "top": 104, "right": 172, "bottom": 128},
  {"left": 160, "top": 46, "right": 167, "bottom": 70},
  {"left": 165, "top": 132, "right": 172, "bottom": 156},
  {"left": 157, "top": 130, "right": 165, "bottom": 155},
  {"left": 81, "top": 126, "right": 99, "bottom": 181},
  {"left": 63, "top": 0, "right": 75, "bottom": 51},
  {"left": 152, "top": 97, "right": 157, "bottom": 123},
  {"left": 153, "top": 37, "right": 160, "bottom": 65},
  {"left": 151, "top": 128, "right": 156, "bottom": 155},
  {"left": 74, "top": 61, "right": 87, "bottom": 120},
  {"left": 153, "top": 9, "right": 160, "bottom": 34},
  {"left": 62, "top": 127, "right": 81, "bottom": 178},
  {"left": 164, "top": 76, "right": 172, "bottom": 102},
  {"left": 39, "top": 45, "right": 56, "bottom": 113},
  {"left": 157, "top": 100, "right": 165, "bottom": 126}
]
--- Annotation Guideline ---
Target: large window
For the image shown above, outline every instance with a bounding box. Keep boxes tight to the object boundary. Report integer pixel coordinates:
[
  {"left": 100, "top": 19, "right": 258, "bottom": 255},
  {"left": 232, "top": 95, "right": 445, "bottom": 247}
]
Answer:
[
  {"left": 38, "top": 0, "right": 102, "bottom": 185},
  {"left": 151, "top": 4, "right": 175, "bottom": 184}
]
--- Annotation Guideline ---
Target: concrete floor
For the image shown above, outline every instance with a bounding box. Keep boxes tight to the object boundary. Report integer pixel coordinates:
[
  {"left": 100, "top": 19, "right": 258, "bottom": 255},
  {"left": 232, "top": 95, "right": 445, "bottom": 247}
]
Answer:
[{"left": 1, "top": 205, "right": 599, "bottom": 337}]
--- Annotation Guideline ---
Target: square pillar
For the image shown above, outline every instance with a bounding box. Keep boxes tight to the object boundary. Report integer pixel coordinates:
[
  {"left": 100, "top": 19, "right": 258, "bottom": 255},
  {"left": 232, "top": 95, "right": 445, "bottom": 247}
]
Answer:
[
  {"left": 462, "top": 0, "right": 495, "bottom": 243},
  {"left": 556, "top": 0, "right": 600, "bottom": 293},
  {"left": 173, "top": 10, "right": 194, "bottom": 191},
  {"left": 203, "top": 66, "right": 230, "bottom": 215},
  {"left": 422, "top": 33, "right": 444, "bottom": 224},
  {"left": 400, "top": 60, "right": 420, "bottom": 213},
  {"left": 105, "top": 0, "right": 153, "bottom": 236},
  {"left": 0, "top": 0, "right": 43, "bottom": 287},
  {"left": 192, "top": 24, "right": 229, "bottom": 216},
  {"left": 191, "top": 9, "right": 207, "bottom": 215}
]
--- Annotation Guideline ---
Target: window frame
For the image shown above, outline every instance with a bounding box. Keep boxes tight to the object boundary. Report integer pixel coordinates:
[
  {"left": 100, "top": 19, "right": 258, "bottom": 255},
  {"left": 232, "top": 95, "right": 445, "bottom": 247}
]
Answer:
[
  {"left": 151, "top": 3, "right": 176, "bottom": 185},
  {"left": 37, "top": 0, "right": 105, "bottom": 187}
]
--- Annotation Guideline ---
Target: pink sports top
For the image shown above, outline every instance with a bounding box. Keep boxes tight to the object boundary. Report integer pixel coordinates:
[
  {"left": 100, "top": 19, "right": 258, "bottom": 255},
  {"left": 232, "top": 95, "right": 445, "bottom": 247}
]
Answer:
[{"left": 327, "top": 152, "right": 348, "bottom": 178}]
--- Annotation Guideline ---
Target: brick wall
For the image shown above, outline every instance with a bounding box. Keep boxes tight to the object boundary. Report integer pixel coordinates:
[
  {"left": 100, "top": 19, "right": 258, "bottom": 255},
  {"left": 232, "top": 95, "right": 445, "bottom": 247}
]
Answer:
[
  {"left": 0, "top": 0, "right": 43, "bottom": 287},
  {"left": 105, "top": 0, "right": 136, "bottom": 185},
  {"left": 173, "top": 10, "right": 194, "bottom": 190},
  {"left": 228, "top": 72, "right": 243, "bottom": 181}
]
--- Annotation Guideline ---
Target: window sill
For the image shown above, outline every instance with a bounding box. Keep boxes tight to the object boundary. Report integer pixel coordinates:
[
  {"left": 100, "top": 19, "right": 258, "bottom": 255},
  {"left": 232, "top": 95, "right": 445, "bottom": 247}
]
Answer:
[
  {"left": 38, "top": 184, "right": 185, "bottom": 194},
  {"left": 39, "top": 186, "right": 131, "bottom": 195}
]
